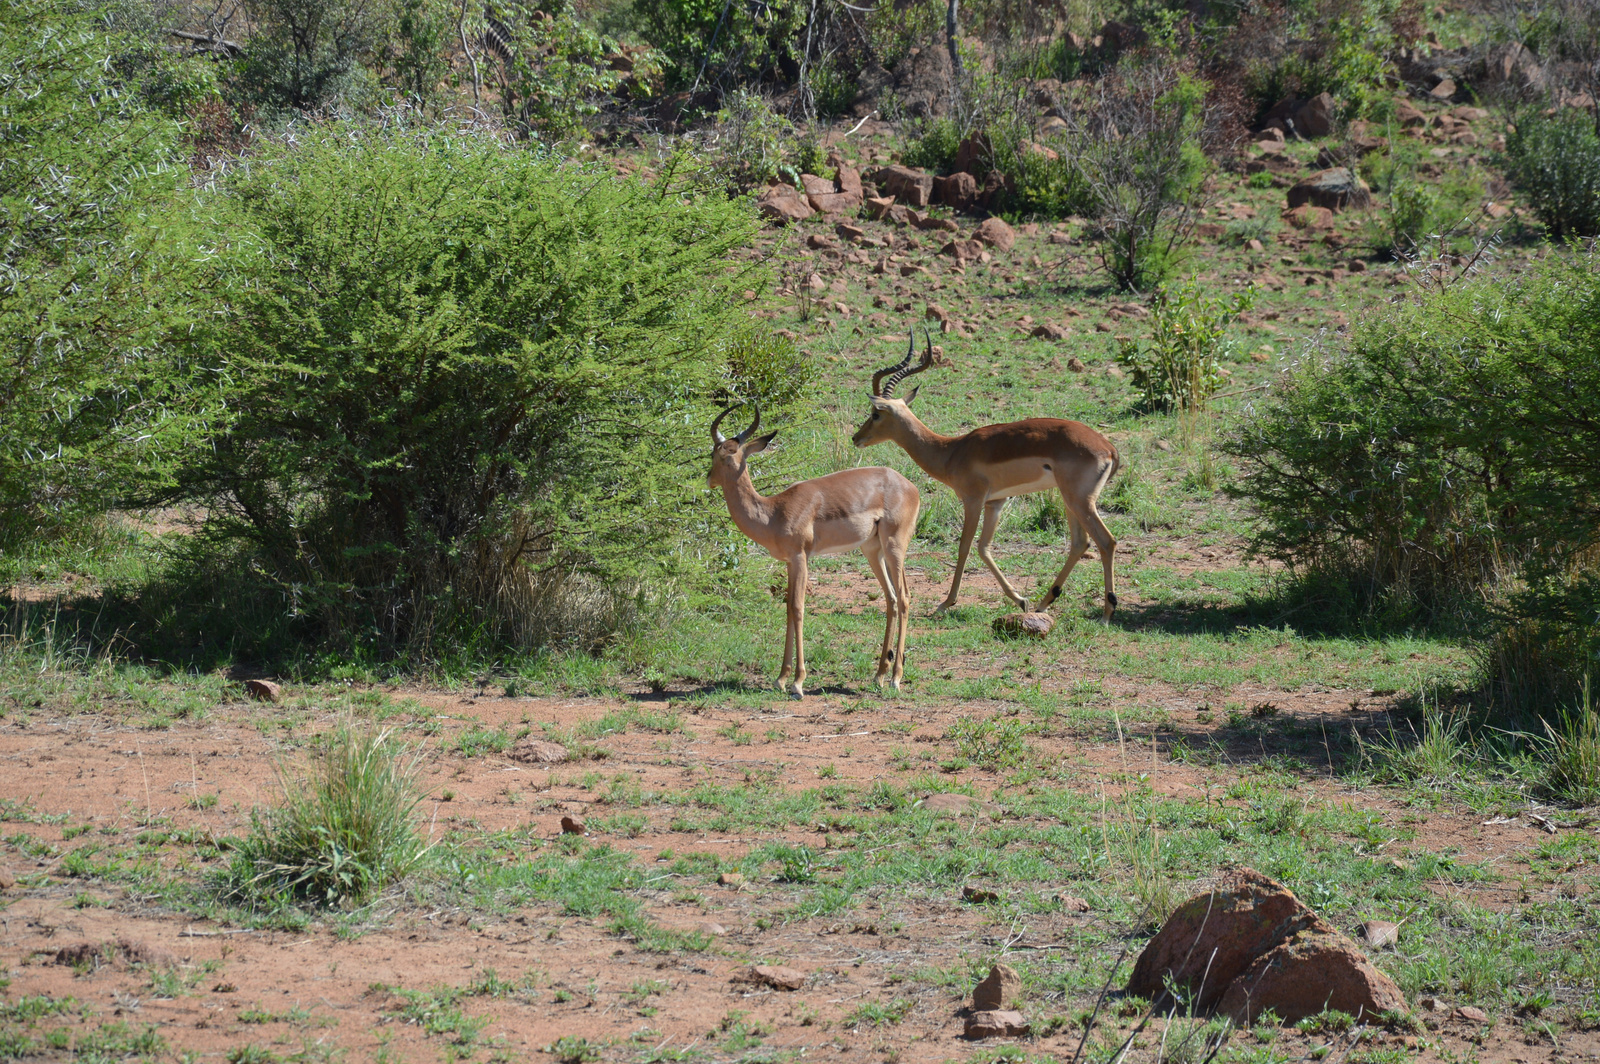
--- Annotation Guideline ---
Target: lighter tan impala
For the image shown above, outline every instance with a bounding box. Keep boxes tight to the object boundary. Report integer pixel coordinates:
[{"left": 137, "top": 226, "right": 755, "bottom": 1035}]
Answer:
[
  {"left": 852, "top": 330, "right": 1121, "bottom": 620},
  {"left": 708, "top": 403, "right": 920, "bottom": 698}
]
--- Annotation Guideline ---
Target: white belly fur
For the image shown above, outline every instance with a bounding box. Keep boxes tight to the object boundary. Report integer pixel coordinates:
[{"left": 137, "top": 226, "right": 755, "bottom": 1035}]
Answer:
[{"left": 807, "top": 513, "right": 880, "bottom": 557}]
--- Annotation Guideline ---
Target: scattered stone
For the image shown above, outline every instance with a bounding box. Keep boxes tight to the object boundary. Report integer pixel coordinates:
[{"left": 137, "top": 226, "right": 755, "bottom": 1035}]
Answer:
[
  {"left": 1255, "top": 139, "right": 1286, "bottom": 155},
  {"left": 864, "top": 195, "right": 897, "bottom": 220},
  {"left": 0, "top": 870, "right": 14, "bottom": 890},
  {"left": 559, "top": 815, "right": 586, "bottom": 835},
  {"left": 1294, "top": 92, "right": 1336, "bottom": 138},
  {"left": 1048, "top": 230, "right": 1072, "bottom": 245},
  {"left": 1284, "top": 205, "right": 1335, "bottom": 230},
  {"left": 1430, "top": 77, "right": 1457, "bottom": 100},
  {"left": 965, "top": 1010, "right": 1031, "bottom": 1039},
  {"left": 53, "top": 942, "right": 103, "bottom": 968},
  {"left": 1066, "top": 357, "right": 1086, "bottom": 372},
  {"left": 1287, "top": 168, "right": 1373, "bottom": 212},
  {"left": 915, "top": 215, "right": 961, "bottom": 233},
  {"left": 899, "top": 263, "right": 928, "bottom": 277},
  {"left": 835, "top": 223, "right": 866, "bottom": 242},
  {"left": 1059, "top": 895, "right": 1092, "bottom": 912},
  {"left": 942, "top": 238, "right": 986, "bottom": 262},
  {"left": 213, "top": 982, "right": 237, "bottom": 993},
  {"left": 742, "top": 964, "right": 807, "bottom": 991},
  {"left": 1418, "top": 996, "right": 1441, "bottom": 1011},
  {"left": 973, "top": 963, "right": 1022, "bottom": 1011},
  {"left": 992, "top": 612, "right": 1054, "bottom": 638},
  {"left": 1362, "top": 920, "right": 1399, "bottom": 948},
  {"left": 836, "top": 164, "right": 863, "bottom": 197},
  {"left": 1457, "top": 1005, "right": 1489, "bottom": 1023},
  {"left": 1453, "top": 105, "right": 1490, "bottom": 122},
  {"left": 1346, "top": 258, "right": 1368, "bottom": 273},
  {"left": 806, "top": 233, "right": 838, "bottom": 250},
  {"left": 1155, "top": 439, "right": 1173, "bottom": 452},
  {"left": 954, "top": 133, "right": 993, "bottom": 176},
  {"left": 1247, "top": 238, "right": 1264, "bottom": 252},
  {"left": 509, "top": 739, "right": 568, "bottom": 764},
  {"left": 799, "top": 173, "right": 835, "bottom": 197},
  {"left": 701, "top": 922, "right": 728, "bottom": 936},
  {"left": 1394, "top": 98, "right": 1429, "bottom": 128},
  {"left": 1105, "top": 365, "right": 1125, "bottom": 381},
  {"left": 962, "top": 885, "right": 1001, "bottom": 904},
  {"left": 974, "top": 216, "right": 1017, "bottom": 252},
  {"left": 244, "top": 679, "right": 281, "bottom": 703},
  {"left": 809, "top": 190, "right": 863, "bottom": 214},
  {"left": 1483, "top": 41, "right": 1544, "bottom": 94},
  {"left": 925, "top": 303, "right": 950, "bottom": 323},
  {"left": 117, "top": 938, "right": 180, "bottom": 969},
  {"left": 1030, "top": 323, "right": 1070, "bottom": 340},
  {"left": 718, "top": 872, "right": 746, "bottom": 886}
]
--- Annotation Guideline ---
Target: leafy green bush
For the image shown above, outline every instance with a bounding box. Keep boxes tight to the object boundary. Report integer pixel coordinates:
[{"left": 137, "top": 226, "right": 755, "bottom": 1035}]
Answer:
[
  {"left": 901, "top": 116, "right": 963, "bottom": 172},
  {"left": 1225, "top": 251, "right": 1600, "bottom": 710},
  {"left": 1116, "top": 283, "right": 1252, "bottom": 411},
  {"left": 496, "top": 2, "right": 642, "bottom": 139},
  {"left": 707, "top": 90, "right": 805, "bottom": 188},
  {"left": 224, "top": 725, "right": 426, "bottom": 907},
  {"left": 720, "top": 328, "right": 812, "bottom": 410},
  {"left": 634, "top": 0, "right": 802, "bottom": 91},
  {"left": 165, "top": 127, "right": 763, "bottom": 658},
  {"left": 1505, "top": 112, "right": 1600, "bottom": 237},
  {"left": 0, "top": 0, "right": 205, "bottom": 553},
  {"left": 1386, "top": 181, "right": 1437, "bottom": 252},
  {"left": 373, "top": 0, "right": 455, "bottom": 105}
]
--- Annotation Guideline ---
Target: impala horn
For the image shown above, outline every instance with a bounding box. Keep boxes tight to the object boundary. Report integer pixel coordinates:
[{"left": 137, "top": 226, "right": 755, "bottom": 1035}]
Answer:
[
  {"left": 870, "top": 331, "right": 917, "bottom": 397},
  {"left": 876, "top": 326, "right": 945, "bottom": 398},
  {"left": 711, "top": 402, "right": 762, "bottom": 445}
]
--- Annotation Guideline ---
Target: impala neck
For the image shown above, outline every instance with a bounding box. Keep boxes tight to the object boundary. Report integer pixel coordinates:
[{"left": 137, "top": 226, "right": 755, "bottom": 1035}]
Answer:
[
  {"left": 719, "top": 469, "right": 777, "bottom": 544},
  {"left": 892, "top": 409, "right": 960, "bottom": 483}
]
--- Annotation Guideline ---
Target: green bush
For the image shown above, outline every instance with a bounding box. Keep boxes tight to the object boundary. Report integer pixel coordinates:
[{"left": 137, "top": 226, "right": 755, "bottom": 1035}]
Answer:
[
  {"left": 164, "top": 127, "right": 763, "bottom": 659},
  {"left": 232, "top": 0, "right": 385, "bottom": 112},
  {"left": 1225, "top": 250, "right": 1600, "bottom": 710},
  {"left": 495, "top": 1, "right": 640, "bottom": 139},
  {"left": 1116, "top": 283, "right": 1252, "bottom": 412},
  {"left": 1505, "top": 112, "right": 1600, "bottom": 237},
  {"left": 0, "top": 0, "right": 206, "bottom": 553},
  {"left": 901, "top": 116, "right": 963, "bottom": 172},
  {"left": 223, "top": 725, "right": 426, "bottom": 907},
  {"left": 634, "top": 0, "right": 803, "bottom": 91}
]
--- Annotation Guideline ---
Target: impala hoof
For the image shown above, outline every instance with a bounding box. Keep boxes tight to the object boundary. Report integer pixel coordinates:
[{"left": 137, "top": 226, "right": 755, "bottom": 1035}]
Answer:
[
  {"left": 933, "top": 599, "right": 957, "bottom": 614},
  {"left": 787, "top": 683, "right": 804, "bottom": 699}
]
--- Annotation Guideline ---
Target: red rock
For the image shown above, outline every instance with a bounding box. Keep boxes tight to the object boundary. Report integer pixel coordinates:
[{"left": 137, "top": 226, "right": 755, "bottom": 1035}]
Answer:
[
  {"left": 1284, "top": 205, "right": 1335, "bottom": 230},
  {"left": 941, "top": 238, "right": 985, "bottom": 261},
  {"left": 973, "top": 964, "right": 1022, "bottom": 1010},
  {"left": 864, "top": 195, "right": 897, "bottom": 220},
  {"left": 836, "top": 165, "right": 862, "bottom": 196},
  {"left": 743, "top": 964, "right": 806, "bottom": 991},
  {"left": 1030, "top": 323, "right": 1070, "bottom": 340},
  {"left": 559, "top": 815, "right": 585, "bottom": 834},
  {"left": 757, "top": 194, "right": 813, "bottom": 224},
  {"left": 993, "top": 612, "right": 1053, "bottom": 637},
  {"left": 965, "top": 1010, "right": 1031, "bottom": 1038},
  {"left": 924, "top": 303, "right": 950, "bottom": 323},
  {"left": 871, "top": 165, "right": 933, "bottom": 208},
  {"left": 915, "top": 215, "right": 960, "bottom": 233},
  {"left": 1293, "top": 92, "right": 1336, "bottom": 137},
  {"left": 933, "top": 171, "right": 979, "bottom": 210},
  {"left": 1128, "top": 868, "right": 1327, "bottom": 1010},
  {"left": 1048, "top": 231, "right": 1072, "bottom": 245},
  {"left": 1066, "top": 357, "right": 1086, "bottom": 372},
  {"left": 808, "top": 190, "right": 863, "bottom": 214},
  {"left": 1457, "top": 1005, "right": 1489, "bottom": 1022},
  {"left": 717, "top": 872, "right": 745, "bottom": 886},
  {"left": 509, "top": 740, "right": 568, "bottom": 764},
  {"left": 244, "top": 679, "right": 281, "bottom": 703},
  {"left": 1362, "top": 919, "right": 1399, "bottom": 947},
  {"left": 1218, "top": 929, "right": 1407, "bottom": 1024},
  {"left": 799, "top": 173, "right": 835, "bottom": 197},
  {"left": 954, "top": 134, "right": 992, "bottom": 176},
  {"left": 836, "top": 223, "right": 866, "bottom": 242},
  {"left": 974, "top": 216, "right": 1016, "bottom": 252},
  {"left": 806, "top": 233, "right": 838, "bottom": 250}
]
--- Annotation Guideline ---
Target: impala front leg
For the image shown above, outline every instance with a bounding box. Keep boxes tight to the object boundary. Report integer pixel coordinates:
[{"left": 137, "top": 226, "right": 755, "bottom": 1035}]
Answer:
[
  {"left": 976, "top": 498, "right": 1029, "bottom": 610},
  {"left": 787, "top": 555, "right": 809, "bottom": 698},
  {"left": 938, "top": 499, "right": 984, "bottom": 612}
]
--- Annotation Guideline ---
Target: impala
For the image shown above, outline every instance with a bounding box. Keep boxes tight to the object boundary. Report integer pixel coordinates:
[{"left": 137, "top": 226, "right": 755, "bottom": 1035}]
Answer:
[
  {"left": 852, "top": 330, "right": 1121, "bottom": 620},
  {"left": 708, "top": 403, "right": 920, "bottom": 698}
]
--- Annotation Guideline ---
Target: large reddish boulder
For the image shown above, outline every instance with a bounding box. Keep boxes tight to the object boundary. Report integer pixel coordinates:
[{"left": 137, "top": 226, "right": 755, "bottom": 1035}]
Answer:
[
  {"left": 1283, "top": 204, "right": 1334, "bottom": 230},
  {"left": 871, "top": 165, "right": 934, "bottom": 208},
  {"left": 1217, "top": 929, "right": 1408, "bottom": 1024},
  {"left": 756, "top": 184, "right": 813, "bottom": 224},
  {"left": 1287, "top": 168, "right": 1373, "bottom": 212},
  {"left": 934, "top": 171, "right": 979, "bottom": 210},
  {"left": 954, "top": 134, "right": 992, "bottom": 176},
  {"left": 1293, "top": 92, "right": 1336, "bottom": 138},
  {"left": 1128, "top": 868, "right": 1325, "bottom": 1010},
  {"left": 974, "top": 216, "right": 1016, "bottom": 252},
  {"left": 1130, "top": 868, "right": 1407, "bottom": 1025}
]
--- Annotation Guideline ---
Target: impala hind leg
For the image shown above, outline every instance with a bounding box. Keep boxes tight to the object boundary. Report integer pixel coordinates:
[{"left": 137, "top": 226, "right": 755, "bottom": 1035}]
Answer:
[
  {"left": 976, "top": 498, "right": 1029, "bottom": 610},
  {"left": 885, "top": 518, "right": 914, "bottom": 689},
  {"left": 861, "top": 538, "right": 898, "bottom": 688},
  {"left": 1034, "top": 500, "right": 1090, "bottom": 612}
]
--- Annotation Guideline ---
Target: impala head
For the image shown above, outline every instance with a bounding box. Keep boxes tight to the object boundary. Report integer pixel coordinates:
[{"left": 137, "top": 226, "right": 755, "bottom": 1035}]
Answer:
[
  {"left": 707, "top": 402, "right": 777, "bottom": 487},
  {"left": 852, "top": 327, "right": 944, "bottom": 448}
]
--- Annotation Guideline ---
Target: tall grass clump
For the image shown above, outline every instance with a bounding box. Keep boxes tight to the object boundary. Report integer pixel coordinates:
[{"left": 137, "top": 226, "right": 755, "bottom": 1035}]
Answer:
[
  {"left": 1226, "top": 250, "right": 1600, "bottom": 716},
  {"left": 1504, "top": 111, "right": 1600, "bottom": 238},
  {"left": 141, "top": 126, "right": 766, "bottom": 663},
  {"left": 223, "top": 725, "right": 426, "bottom": 908}
]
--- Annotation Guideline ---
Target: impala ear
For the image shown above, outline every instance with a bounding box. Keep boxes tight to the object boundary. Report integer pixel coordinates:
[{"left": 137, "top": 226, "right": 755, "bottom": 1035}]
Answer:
[
  {"left": 744, "top": 430, "right": 778, "bottom": 455},
  {"left": 903, "top": 385, "right": 920, "bottom": 405}
]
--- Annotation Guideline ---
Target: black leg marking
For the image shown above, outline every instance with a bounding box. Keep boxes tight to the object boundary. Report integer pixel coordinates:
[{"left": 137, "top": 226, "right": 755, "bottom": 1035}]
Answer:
[
  {"left": 886, "top": 649, "right": 895, "bottom": 661},
  {"left": 1050, "top": 584, "right": 1063, "bottom": 600},
  {"left": 1106, "top": 591, "right": 1119, "bottom": 608}
]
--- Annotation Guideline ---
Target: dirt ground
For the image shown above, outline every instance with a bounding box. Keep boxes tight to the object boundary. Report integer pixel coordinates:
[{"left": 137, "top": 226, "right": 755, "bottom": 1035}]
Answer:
[{"left": 2, "top": 668, "right": 1596, "bottom": 1064}]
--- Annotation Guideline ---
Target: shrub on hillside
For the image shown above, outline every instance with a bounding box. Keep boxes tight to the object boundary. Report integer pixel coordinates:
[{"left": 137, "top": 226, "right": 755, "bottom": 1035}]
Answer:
[
  {"left": 0, "top": 0, "right": 208, "bottom": 554},
  {"left": 1225, "top": 251, "right": 1600, "bottom": 714},
  {"left": 1505, "top": 112, "right": 1600, "bottom": 237},
  {"left": 162, "top": 128, "right": 764, "bottom": 659}
]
